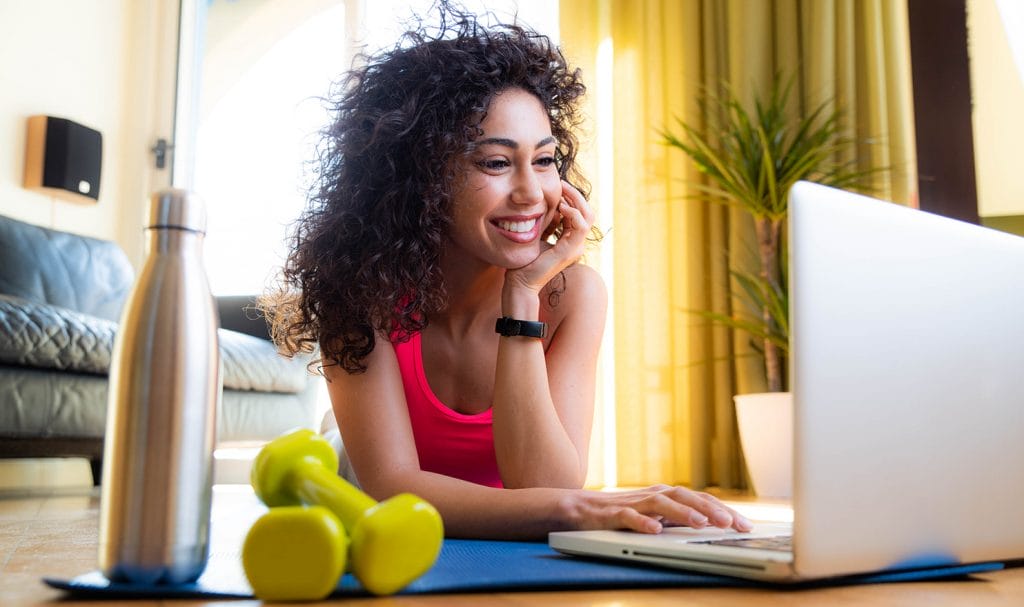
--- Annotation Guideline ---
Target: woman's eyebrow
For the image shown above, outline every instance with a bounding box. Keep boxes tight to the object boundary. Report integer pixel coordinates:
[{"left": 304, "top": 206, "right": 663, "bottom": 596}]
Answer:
[{"left": 475, "top": 136, "right": 557, "bottom": 149}]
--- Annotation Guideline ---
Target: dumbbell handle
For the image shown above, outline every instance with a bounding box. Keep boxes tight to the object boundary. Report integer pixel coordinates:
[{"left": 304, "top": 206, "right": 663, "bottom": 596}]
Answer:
[{"left": 287, "top": 457, "right": 377, "bottom": 529}]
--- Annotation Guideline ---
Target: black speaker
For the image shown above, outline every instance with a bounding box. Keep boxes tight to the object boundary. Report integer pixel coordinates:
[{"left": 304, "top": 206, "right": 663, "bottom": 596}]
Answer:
[{"left": 23, "top": 115, "right": 102, "bottom": 202}]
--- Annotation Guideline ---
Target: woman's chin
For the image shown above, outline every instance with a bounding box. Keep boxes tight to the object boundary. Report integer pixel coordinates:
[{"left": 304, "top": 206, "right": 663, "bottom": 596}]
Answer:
[{"left": 502, "top": 248, "right": 543, "bottom": 270}]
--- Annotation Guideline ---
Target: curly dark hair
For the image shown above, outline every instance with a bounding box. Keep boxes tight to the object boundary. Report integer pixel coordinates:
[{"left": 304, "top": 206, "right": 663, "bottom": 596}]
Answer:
[{"left": 263, "top": 2, "right": 591, "bottom": 374}]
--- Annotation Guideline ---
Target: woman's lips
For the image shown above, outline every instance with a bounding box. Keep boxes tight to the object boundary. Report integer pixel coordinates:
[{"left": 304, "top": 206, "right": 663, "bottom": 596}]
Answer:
[
  {"left": 492, "top": 215, "right": 542, "bottom": 243},
  {"left": 496, "top": 218, "right": 537, "bottom": 233}
]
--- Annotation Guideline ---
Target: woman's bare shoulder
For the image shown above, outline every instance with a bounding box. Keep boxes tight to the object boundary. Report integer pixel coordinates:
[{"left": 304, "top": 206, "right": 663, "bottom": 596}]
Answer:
[{"left": 542, "top": 263, "right": 607, "bottom": 318}]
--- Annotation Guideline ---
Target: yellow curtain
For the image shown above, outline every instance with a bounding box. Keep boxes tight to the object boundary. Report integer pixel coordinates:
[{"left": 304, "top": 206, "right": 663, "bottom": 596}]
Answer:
[{"left": 561, "top": 0, "right": 917, "bottom": 489}]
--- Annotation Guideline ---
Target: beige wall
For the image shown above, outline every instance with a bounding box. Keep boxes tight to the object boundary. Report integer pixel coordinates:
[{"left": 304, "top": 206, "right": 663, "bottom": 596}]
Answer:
[
  {"left": 969, "top": 0, "right": 1024, "bottom": 218},
  {"left": 0, "top": 0, "right": 179, "bottom": 267}
]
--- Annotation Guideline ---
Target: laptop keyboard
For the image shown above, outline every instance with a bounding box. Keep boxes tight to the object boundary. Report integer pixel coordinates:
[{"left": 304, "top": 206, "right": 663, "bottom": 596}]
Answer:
[{"left": 693, "top": 535, "right": 793, "bottom": 552}]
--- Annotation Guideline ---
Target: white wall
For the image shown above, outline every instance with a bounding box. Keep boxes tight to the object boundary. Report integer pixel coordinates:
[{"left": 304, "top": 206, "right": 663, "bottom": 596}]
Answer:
[{"left": 0, "top": 0, "right": 179, "bottom": 266}]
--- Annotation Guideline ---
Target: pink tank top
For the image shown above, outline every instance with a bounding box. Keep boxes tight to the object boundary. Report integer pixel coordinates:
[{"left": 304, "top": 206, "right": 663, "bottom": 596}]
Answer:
[{"left": 393, "top": 332, "right": 503, "bottom": 488}]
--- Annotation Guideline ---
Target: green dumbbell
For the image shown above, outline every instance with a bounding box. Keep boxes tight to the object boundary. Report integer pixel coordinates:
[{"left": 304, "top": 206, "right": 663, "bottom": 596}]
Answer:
[
  {"left": 242, "top": 505, "right": 348, "bottom": 601},
  {"left": 251, "top": 429, "right": 444, "bottom": 596}
]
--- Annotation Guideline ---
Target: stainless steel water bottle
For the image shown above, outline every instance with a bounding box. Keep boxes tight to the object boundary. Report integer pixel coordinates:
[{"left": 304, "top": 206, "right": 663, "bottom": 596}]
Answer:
[{"left": 99, "top": 189, "right": 221, "bottom": 584}]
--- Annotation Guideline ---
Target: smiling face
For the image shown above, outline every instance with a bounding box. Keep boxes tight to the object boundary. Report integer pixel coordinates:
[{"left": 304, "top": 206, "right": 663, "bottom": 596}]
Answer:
[{"left": 446, "top": 87, "right": 563, "bottom": 270}]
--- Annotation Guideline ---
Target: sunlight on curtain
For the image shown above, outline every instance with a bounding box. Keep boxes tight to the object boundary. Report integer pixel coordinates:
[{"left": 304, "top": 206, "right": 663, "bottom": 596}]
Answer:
[
  {"left": 560, "top": 0, "right": 917, "bottom": 489},
  {"left": 594, "top": 35, "right": 618, "bottom": 488}
]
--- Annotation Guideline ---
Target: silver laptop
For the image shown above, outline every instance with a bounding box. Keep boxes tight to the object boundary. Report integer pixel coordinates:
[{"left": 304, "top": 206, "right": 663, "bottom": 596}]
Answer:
[{"left": 550, "top": 180, "right": 1024, "bottom": 582}]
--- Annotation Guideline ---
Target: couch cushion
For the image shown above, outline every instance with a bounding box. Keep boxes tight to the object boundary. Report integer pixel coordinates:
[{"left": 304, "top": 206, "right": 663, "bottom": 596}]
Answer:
[
  {"left": 0, "top": 294, "right": 311, "bottom": 393},
  {"left": 0, "top": 295, "right": 115, "bottom": 374},
  {"left": 218, "top": 329, "right": 312, "bottom": 393},
  {"left": 0, "top": 214, "right": 135, "bottom": 322}
]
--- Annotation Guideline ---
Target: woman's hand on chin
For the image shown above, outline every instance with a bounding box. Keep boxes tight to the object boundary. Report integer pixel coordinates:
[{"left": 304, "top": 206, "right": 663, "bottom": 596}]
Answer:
[{"left": 503, "top": 181, "right": 594, "bottom": 296}]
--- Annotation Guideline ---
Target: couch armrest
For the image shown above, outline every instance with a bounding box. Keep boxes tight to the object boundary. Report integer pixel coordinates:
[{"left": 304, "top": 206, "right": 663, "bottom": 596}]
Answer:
[{"left": 217, "top": 295, "right": 271, "bottom": 341}]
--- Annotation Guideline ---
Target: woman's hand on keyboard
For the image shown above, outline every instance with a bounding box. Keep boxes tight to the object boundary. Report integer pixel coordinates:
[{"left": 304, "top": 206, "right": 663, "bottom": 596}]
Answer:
[{"left": 557, "top": 485, "right": 754, "bottom": 534}]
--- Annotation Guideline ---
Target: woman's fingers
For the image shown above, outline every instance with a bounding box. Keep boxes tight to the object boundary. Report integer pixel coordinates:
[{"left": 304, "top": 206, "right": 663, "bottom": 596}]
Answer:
[
  {"left": 551, "top": 181, "right": 592, "bottom": 258},
  {"left": 587, "top": 486, "right": 753, "bottom": 534},
  {"left": 652, "top": 487, "right": 753, "bottom": 531},
  {"left": 560, "top": 180, "right": 593, "bottom": 221},
  {"left": 556, "top": 202, "right": 585, "bottom": 244},
  {"left": 641, "top": 492, "right": 713, "bottom": 528},
  {"left": 541, "top": 214, "right": 562, "bottom": 240},
  {"left": 558, "top": 181, "right": 594, "bottom": 238},
  {"left": 612, "top": 506, "right": 663, "bottom": 534},
  {"left": 693, "top": 491, "right": 754, "bottom": 531}
]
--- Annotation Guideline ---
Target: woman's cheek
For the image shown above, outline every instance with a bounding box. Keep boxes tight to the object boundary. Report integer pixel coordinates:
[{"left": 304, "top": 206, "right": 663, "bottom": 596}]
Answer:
[
  {"left": 542, "top": 203, "right": 563, "bottom": 237},
  {"left": 543, "top": 176, "right": 562, "bottom": 208}
]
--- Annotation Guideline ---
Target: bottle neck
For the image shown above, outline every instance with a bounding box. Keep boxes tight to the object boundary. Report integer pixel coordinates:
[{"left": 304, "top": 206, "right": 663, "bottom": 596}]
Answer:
[{"left": 145, "top": 227, "right": 205, "bottom": 256}]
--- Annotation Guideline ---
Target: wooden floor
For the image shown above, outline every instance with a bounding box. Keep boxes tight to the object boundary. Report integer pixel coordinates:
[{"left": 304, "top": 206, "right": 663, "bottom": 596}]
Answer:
[{"left": 2, "top": 486, "right": 1023, "bottom": 606}]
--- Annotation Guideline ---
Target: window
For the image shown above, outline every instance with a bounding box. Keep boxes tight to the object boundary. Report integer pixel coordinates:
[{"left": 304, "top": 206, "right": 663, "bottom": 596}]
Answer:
[{"left": 186, "top": 0, "right": 557, "bottom": 296}]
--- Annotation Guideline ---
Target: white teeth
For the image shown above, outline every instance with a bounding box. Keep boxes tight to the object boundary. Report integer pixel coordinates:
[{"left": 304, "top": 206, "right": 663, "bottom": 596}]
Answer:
[{"left": 497, "top": 219, "right": 536, "bottom": 233}]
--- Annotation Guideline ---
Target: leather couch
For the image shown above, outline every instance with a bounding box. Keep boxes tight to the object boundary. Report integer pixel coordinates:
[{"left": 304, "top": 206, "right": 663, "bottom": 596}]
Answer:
[{"left": 0, "top": 213, "right": 318, "bottom": 482}]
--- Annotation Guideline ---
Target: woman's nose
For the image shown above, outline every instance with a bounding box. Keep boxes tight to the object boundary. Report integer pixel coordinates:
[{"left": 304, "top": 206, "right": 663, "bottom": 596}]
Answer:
[{"left": 511, "top": 168, "right": 544, "bottom": 205}]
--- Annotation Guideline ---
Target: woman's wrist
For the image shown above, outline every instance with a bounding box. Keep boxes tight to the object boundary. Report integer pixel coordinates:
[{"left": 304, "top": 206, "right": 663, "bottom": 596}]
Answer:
[
  {"left": 500, "top": 280, "right": 541, "bottom": 320},
  {"left": 546, "top": 488, "right": 584, "bottom": 532}
]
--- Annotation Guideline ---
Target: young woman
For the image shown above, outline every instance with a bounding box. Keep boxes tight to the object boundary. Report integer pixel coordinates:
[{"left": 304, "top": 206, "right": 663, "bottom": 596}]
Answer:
[{"left": 266, "top": 5, "right": 752, "bottom": 540}]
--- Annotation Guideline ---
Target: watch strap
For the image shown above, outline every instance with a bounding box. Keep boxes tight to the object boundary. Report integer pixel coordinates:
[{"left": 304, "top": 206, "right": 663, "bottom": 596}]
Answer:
[{"left": 495, "top": 316, "right": 547, "bottom": 339}]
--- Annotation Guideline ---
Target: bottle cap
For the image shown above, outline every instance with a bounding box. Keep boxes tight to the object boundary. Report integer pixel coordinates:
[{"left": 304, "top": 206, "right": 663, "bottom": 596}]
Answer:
[{"left": 148, "top": 189, "right": 207, "bottom": 233}]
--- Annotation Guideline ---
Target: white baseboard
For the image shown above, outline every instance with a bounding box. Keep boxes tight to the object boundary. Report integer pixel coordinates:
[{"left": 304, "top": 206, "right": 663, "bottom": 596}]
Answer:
[
  {"left": 213, "top": 445, "right": 260, "bottom": 486},
  {"left": 0, "top": 457, "right": 94, "bottom": 491}
]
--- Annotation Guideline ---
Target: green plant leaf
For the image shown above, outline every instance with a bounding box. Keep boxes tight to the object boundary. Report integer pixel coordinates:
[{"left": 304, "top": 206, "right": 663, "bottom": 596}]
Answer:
[{"left": 664, "top": 71, "right": 888, "bottom": 390}]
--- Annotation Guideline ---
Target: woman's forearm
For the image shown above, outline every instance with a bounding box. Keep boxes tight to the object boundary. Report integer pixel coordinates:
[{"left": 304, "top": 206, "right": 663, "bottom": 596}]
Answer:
[
  {"left": 492, "top": 338, "right": 585, "bottom": 488},
  {"left": 365, "top": 471, "right": 756, "bottom": 540},
  {"left": 367, "top": 468, "right": 572, "bottom": 539},
  {"left": 491, "top": 285, "right": 586, "bottom": 488}
]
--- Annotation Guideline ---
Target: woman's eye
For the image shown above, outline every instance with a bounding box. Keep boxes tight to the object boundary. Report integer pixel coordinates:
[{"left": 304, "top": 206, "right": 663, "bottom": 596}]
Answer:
[
  {"left": 477, "top": 159, "right": 510, "bottom": 171},
  {"left": 535, "top": 156, "right": 557, "bottom": 168}
]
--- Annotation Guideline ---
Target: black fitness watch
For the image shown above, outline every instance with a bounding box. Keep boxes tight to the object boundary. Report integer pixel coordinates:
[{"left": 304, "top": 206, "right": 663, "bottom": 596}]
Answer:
[{"left": 495, "top": 316, "right": 548, "bottom": 339}]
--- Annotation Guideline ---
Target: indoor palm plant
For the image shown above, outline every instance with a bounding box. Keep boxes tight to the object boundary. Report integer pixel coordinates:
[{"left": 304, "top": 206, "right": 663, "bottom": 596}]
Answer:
[
  {"left": 664, "top": 76, "right": 881, "bottom": 393},
  {"left": 663, "top": 76, "right": 883, "bottom": 496}
]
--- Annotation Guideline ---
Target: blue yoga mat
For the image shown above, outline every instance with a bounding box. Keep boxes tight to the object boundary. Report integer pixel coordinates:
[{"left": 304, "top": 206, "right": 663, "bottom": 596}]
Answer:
[{"left": 44, "top": 539, "right": 1004, "bottom": 599}]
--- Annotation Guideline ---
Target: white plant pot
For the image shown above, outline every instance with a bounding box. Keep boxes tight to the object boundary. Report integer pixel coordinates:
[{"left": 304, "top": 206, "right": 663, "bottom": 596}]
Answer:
[{"left": 734, "top": 392, "right": 793, "bottom": 499}]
